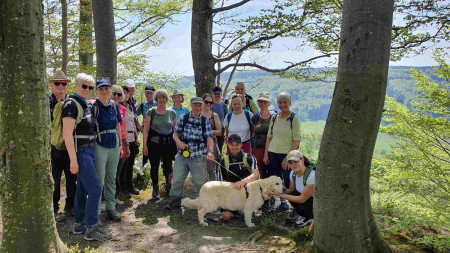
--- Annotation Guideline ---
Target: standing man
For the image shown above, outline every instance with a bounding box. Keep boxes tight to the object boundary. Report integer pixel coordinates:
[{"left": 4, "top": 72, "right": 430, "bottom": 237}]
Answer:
[
  {"left": 49, "top": 70, "right": 76, "bottom": 221},
  {"left": 136, "top": 85, "right": 157, "bottom": 168},
  {"left": 166, "top": 97, "right": 215, "bottom": 210},
  {"left": 212, "top": 86, "right": 228, "bottom": 154},
  {"left": 232, "top": 82, "right": 259, "bottom": 114},
  {"left": 123, "top": 79, "right": 140, "bottom": 195}
]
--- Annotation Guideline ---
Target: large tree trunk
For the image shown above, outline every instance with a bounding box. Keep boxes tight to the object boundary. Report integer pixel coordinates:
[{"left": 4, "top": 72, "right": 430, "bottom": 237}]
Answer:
[
  {"left": 191, "top": 0, "right": 216, "bottom": 96},
  {"left": 61, "top": 0, "right": 68, "bottom": 74},
  {"left": 79, "top": 0, "right": 94, "bottom": 73},
  {"left": 0, "top": 0, "right": 68, "bottom": 252},
  {"left": 313, "top": 0, "right": 394, "bottom": 252},
  {"left": 92, "top": 0, "right": 117, "bottom": 83}
]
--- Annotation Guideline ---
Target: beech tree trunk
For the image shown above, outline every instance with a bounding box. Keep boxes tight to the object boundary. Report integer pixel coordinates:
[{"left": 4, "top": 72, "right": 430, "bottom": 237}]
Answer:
[
  {"left": 79, "top": 0, "right": 94, "bottom": 73},
  {"left": 92, "top": 0, "right": 117, "bottom": 83},
  {"left": 61, "top": 0, "right": 68, "bottom": 74},
  {"left": 0, "top": 0, "right": 68, "bottom": 252},
  {"left": 313, "top": 0, "right": 394, "bottom": 252},
  {"left": 191, "top": 0, "right": 216, "bottom": 96}
]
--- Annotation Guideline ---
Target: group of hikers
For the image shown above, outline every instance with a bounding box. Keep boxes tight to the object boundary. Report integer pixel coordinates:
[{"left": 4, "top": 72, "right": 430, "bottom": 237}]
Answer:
[{"left": 49, "top": 71, "right": 315, "bottom": 241}]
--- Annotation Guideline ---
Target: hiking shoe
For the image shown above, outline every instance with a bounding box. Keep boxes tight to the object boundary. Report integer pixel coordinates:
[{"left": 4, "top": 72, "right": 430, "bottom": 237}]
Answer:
[
  {"left": 261, "top": 199, "right": 274, "bottom": 214},
  {"left": 286, "top": 210, "right": 300, "bottom": 223},
  {"left": 106, "top": 210, "right": 122, "bottom": 221},
  {"left": 274, "top": 202, "right": 290, "bottom": 214},
  {"left": 84, "top": 224, "right": 112, "bottom": 241},
  {"left": 295, "top": 218, "right": 314, "bottom": 228},
  {"left": 152, "top": 187, "right": 160, "bottom": 201},
  {"left": 120, "top": 190, "right": 132, "bottom": 198},
  {"left": 165, "top": 197, "right": 181, "bottom": 210},
  {"left": 129, "top": 188, "right": 140, "bottom": 195},
  {"left": 115, "top": 198, "right": 124, "bottom": 205},
  {"left": 72, "top": 223, "right": 87, "bottom": 235}
]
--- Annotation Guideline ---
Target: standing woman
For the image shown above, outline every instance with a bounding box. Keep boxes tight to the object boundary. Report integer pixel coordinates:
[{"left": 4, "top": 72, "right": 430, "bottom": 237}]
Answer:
[
  {"left": 252, "top": 92, "right": 275, "bottom": 178},
  {"left": 93, "top": 78, "right": 123, "bottom": 222},
  {"left": 224, "top": 94, "right": 253, "bottom": 154},
  {"left": 111, "top": 85, "right": 129, "bottom": 202},
  {"left": 264, "top": 92, "right": 301, "bottom": 212},
  {"left": 63, "top": 73, "right": 110, "bottom": 241},
  {"left": 201, "top": 93, "right": 222, "bottom": 180},
  {"left": 143, "top": 89, "right": 177, "bottom": 200},
  {"left": 171, "top": 89, "right": 190, "bottom": 119},
  {"left": 120, "top": 86, "right": 140, "bottom": 198}
]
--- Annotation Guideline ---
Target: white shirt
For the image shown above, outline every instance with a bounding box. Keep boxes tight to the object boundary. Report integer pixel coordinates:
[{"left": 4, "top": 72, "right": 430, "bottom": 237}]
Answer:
[
  {"left": 224, "top": 110, "right": 253, "bottom": 142},
  {"left": 289, "top": 169, "right": 315, "bottom": 194}
]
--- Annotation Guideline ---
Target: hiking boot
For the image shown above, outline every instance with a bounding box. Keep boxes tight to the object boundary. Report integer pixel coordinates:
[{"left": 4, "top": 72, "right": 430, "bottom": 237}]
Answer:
[
  {"left": 152, "top": 186, "right": 160, "bottom": 201},
  {"left": 106, "top": 210, "right": 122, "bottom": 221},
  {"left": 120, "top": 190, "right": 132, "bottom": 198},
  {"left": 295, "top": 218, "right": 314, "bottom": 228},
  {"left": 286, "top": 210, "right": 300, "bottom": 223},
  {"left": 72, "top": 223, "right": 87, "bottom": 235},
  {"left": 129, "top": 188, "right": 139, "bottom": 195},
  {"left": 84, "top": 224, "right": 112, "bottom": 241},
  {"left": 165, "top": 197, "right": 181, "bottom": 210},
  {"left": 261, "top": 199, "right": 274, "bottom": 214}
]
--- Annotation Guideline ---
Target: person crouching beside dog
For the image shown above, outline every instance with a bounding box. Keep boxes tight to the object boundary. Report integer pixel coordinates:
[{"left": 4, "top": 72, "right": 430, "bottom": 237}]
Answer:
[
  {"left": 268, "top": 150, "right": 314, "bottom": 228},
  {"left": 219, "top": 134, "right": 260, "bottom": 221},
  {"left": 166, "top": 97, "right": 216, "bottom": 210}
]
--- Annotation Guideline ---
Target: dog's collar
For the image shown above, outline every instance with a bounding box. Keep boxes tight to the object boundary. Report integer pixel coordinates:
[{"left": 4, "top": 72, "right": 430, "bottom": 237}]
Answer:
[{"left": 243, "top": 184, "right": 264, "bottom": 199}]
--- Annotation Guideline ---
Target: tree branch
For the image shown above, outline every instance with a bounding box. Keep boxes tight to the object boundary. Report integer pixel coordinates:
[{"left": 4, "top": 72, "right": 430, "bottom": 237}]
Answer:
[
  {"left": 117, "top": 20, "right": 168, "bottom": 55},
  {"left": 212, "top": 0, "right": 252, "bottom": 14}
]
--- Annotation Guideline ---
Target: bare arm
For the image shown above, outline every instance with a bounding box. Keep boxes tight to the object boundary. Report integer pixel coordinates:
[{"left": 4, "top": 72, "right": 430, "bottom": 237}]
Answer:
[
  {"left": 234, "top": 169, "right": 260, "bottom": 190},
  {"left": 62, "top": 117, "right": 78, "bottom": 174},
  {"left": 212, "top": 113, "right": 222, "bottom": 136},
  {"left": 173, "top": 132, "right": 186, "bottom": 150},
  {"left": 278, "top": 184, "right": 314, "bottom": 204},
  {"left": 142, "top": 115, "right": 151, "bottom": 155},
  {"left": 263, "top": 136, "right": 272, "bottom": 165}
]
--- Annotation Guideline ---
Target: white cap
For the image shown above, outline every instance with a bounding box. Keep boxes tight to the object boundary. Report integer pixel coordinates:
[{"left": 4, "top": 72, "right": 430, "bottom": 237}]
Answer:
[{"left": 124, "top": 79, "right": 135, "bottom": 88}]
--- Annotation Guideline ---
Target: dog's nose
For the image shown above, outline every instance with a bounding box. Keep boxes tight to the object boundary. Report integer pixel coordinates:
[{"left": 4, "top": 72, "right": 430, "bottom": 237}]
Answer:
[{"left": 282, "top": 186, "right": 287, "bottom": 192}]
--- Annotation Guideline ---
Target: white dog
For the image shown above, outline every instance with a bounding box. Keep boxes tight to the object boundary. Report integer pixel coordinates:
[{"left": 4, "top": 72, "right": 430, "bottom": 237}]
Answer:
[{"left": 181, "top": 176, "right": 284, "bottom": 227}]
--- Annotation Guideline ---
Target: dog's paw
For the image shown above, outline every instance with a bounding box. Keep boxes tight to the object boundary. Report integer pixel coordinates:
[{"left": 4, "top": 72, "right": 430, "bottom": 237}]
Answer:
[
  {"left": 200, "top": 222, "right": 209, "bottom": 226},
  {"left": 247, "top": 223, "right": 255, "bottom": 227}
]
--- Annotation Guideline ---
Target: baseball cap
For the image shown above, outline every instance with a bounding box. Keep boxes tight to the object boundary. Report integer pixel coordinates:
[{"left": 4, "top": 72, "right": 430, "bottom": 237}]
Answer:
[
  {"left": 96, "top": 77, "right": 111, "bottom": 88},
  {"left": 145, "top": 85, "right": 155, "bottom": 92},
  {"left": 228, "top": 134, "right": 242, "bottom": 143},
  {"left": 123, "top": 79, "right": 135, "bottom": 88},
  {"left": 190, "top": 97, "right": 203, "bottom": 104},
  {"left": 286, "top": 150, "right": 303, "bottom": 161},
  {"left": 257, "top": 92, "right": 270, "bottom": 102},
  {"left": 212, "top": 86, "right": 222, "bottom": 93}
]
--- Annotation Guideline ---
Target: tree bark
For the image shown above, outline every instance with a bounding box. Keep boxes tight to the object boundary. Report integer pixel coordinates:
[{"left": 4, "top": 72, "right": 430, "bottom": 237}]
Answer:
[
  {"left": 191, "top": 0, "right": 216, "bottom": 96},
  {"left": 79, "top": 0, "right": 94, "bottom": 73},
  {"left": 313, "top": 0, "right": 394, "bottom": 252},
  {"left": 0, "top": 0, "right": 68, "bottom": 252},
  {"left": 92, "top": 0, "right": 117, "bottom": 83},
  {"left": 61, "top": 0, "right": 68, "bottom": 74}
]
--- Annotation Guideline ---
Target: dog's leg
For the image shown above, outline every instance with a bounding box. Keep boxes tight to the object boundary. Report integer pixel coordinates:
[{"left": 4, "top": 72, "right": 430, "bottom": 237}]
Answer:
[
  {"left": 198, "top": 207, "right": 215, "bottom": 226},
  {"left": 244, "top": 210, "right": 255, "bottom": 227}
]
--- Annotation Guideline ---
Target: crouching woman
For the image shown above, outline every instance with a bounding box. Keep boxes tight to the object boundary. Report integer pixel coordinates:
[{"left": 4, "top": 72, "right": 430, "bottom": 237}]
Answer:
[{"left": 268, "top": 150, "right": 314, "bottom": 227}]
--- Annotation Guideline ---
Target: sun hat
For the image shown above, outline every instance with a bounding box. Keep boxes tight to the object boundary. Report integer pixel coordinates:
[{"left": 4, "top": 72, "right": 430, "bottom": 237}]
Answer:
[
  {"left": 257, "top": 92, "right": 271, "bottom": 102},
  {"left": 190, "top": 97, "right": 203, "bottom": 104},
  {"left": 49, "top": 70, "right": 70, "bottom": 82},
  {"left": 172, "top": 89, "right": 183, "bottom": 97},
  {"left": 286, "top": 150, "right": 303, "bottom": 161},
  {"left": 123, "top": 79, "right": 135, "bottom": 88}
]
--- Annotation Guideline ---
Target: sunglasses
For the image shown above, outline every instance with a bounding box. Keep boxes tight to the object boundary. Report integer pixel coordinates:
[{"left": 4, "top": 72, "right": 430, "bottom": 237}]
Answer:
[
  {"left": 81, "top": 84, "right": 94, "bottom": 90},
  {"left": 53, "top": 82, "right": 68, "bottom": 87},
  {"left": 112, "top": 92, "right": 122, "bottom": 97},
  {"left": 203, "top": 100, "right": 213, "bottom": 105}
]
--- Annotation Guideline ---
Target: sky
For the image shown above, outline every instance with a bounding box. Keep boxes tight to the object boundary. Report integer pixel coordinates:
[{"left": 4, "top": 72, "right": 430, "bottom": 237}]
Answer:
[{"left": 145, "top": 2, "right": 449, "bottom": 77}]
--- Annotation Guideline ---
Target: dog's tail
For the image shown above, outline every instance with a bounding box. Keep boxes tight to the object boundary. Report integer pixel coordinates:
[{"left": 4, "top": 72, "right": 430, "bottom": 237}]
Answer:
[{"left": 181, "top": 197, "right": 202, "bottom": 210}]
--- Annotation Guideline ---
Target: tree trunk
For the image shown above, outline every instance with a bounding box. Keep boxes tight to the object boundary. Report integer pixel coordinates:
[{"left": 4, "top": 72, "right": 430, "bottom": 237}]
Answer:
[
  {"left": 79, "top": 0, "right": 94, "bottom": 73},
  {"left": 313, "top": 0, "right": 394, "bottom": 252},
  {"left": 61, "top": 0, "right": 68, "bottom": 74},
  {"left": 0, "top": 1, "right": 68, "bottom": 252},
  {"left": 191, "top": 0, "right": 216, "bottom": 96},
  {"left": 92, "top": 0, "right": 117, "bottom": 84}
]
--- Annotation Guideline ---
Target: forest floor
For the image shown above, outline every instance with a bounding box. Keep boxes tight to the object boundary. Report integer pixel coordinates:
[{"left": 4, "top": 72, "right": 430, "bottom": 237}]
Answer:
[{"left": 0, "top": 177, "right": 448, "bottom": 252}]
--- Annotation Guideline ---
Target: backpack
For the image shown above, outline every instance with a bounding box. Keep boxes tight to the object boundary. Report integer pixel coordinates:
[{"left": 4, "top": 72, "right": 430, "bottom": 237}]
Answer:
[
  {"left": 92, "top": 100, "right": 119, "bottom": 143},
  {"left": 292, "top": 164, "right": 316, "bottom": 186},
  {"left": 226, "top": 109, "right": 253, "bottom": 135},
  {"left": 223, "top": 153, "right": 251, "bottom": 173},
  {"left": 270, "top": 112, "right": 296, "bottom": 136},
  {"left": 244, "top": 95, "right": 253, "bottom": 111},
  {"left": 179, "top": 112, "right": 208, "bottom": 146},
  {"left": 252, "top": 110, "right": 277, "bottom": 126},
  {"left": 50, "top": 98, "right": 84, "bottom": 150}
]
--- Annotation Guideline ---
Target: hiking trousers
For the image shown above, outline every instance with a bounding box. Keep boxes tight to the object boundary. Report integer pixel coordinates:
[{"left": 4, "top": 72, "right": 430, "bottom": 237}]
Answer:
[
  {"left": 170, "top": 155, "right": 208, "bottom": 198},
  {"left": 51, "top": 146, "right": 76, "bottom": 212},
  {"left": 95, "top": 144, "right": 120, "bottom": 214}
]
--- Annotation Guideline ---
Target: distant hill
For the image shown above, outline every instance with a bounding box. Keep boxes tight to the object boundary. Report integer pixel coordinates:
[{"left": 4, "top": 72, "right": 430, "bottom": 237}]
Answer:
[{"left": 180, "top": 66, "right": 440, "bottom": 121}]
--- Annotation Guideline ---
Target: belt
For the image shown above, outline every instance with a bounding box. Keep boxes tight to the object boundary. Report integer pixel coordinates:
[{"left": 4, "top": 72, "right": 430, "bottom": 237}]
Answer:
[
  {"left": 127, "top": 131, "right": 134, "bottom": 133},
  {"left": 242, "top": 139, "right": 251, "bottom": 144},
  {"left": 78, "top": 142, "right": 96, "bottom": 148}
]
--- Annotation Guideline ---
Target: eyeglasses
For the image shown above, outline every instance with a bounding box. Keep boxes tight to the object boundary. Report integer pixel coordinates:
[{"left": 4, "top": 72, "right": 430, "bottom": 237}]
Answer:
[
  {"left": 112, "top": 92, "right": 122, "bottom": 97},
  {"left": 81, "top": 84, "right": 94, "bottom": 90},
  {"left": 53, "top": 82, "right": 68, "bottom": 87},
  {"left": 203, "top": 100, "right": 213, "bottom": 105},
  {"left": 231, "top": 94, "right": 242, "bottom": 99}
]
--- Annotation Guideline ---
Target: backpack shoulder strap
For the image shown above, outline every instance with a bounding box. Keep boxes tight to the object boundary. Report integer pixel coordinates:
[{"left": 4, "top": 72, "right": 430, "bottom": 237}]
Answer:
[
  {"left": 224, "top": 155, "right": 230, "bottom": 171},
  {"left": 289, "top": 112, "right": 296, "bottom": 129},
  {"left": 245, "top": 97, "right": 251, "bottom": 110},
  {"left": 253, "top": 112, "right": 260, "bottom": 125},
  {"left": 243, "top": 153, "right": 251, "bottom": 173},
  {"left": 270, "top": 114, "right": 278, "bottom": 135},
  {"left": 201, "top": 115, "right": 207, "bottom": 144},
  {"left": 226, "top": 111, "right": 233, "bottom": 124},
  {"left": 303, "top": 165, "right": 314, "bottom": 186},
  {"left": 180, "top": 112, "right": 190, "bottom": 134},
  {"left": 292, "top": 172, "right": 297, "bottom": 185},
  {"left": 67, "top": 98, "right": 84, "bottom": 125},
  {"left": 243, "top": 109, "right": 251, "bottom": 125}
]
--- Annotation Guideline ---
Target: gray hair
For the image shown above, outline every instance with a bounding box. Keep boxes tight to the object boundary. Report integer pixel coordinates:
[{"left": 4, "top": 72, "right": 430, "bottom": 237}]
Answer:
[
  {"left": 277, "top": 92, "right": 291, "bottom": 103},
  {"left": 75, "top": 73, "right": 94, "bottom": 87},
  {"left": 154, "top": 89, "right": 169, "bottom": 102}
]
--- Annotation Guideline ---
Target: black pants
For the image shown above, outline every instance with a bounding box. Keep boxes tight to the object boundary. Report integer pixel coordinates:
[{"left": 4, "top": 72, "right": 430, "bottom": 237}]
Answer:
[
  {"left": 122, "top": 141, "right": 139, "bottom": 192},
  {"left": 148, "top": 141, "right": 173, "bottom": 187},
  {"left": 288, "top": 190, "right": 314, "bottom": 220},
  {"left": 51, "top": 146, "right": 76, "bottom": 212},
  {"left": 216, "top": 127, "right": 225, "bottom": 154}
]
